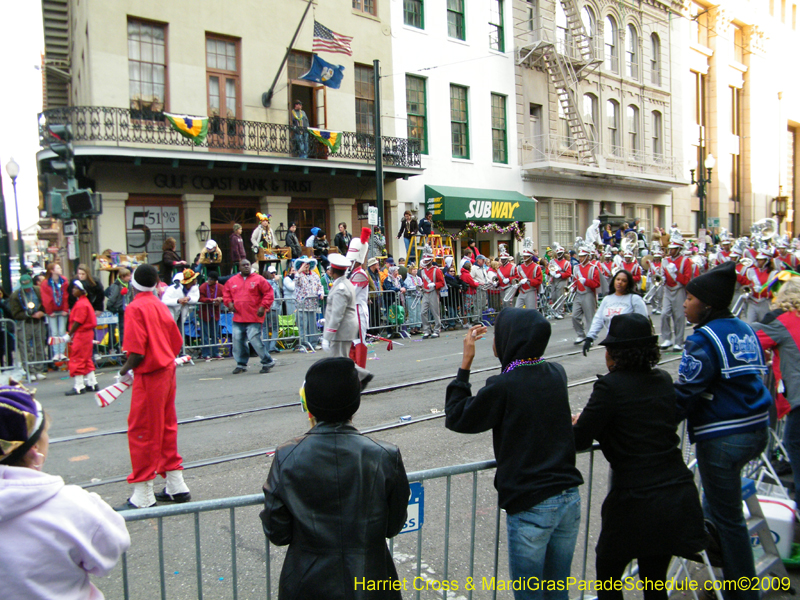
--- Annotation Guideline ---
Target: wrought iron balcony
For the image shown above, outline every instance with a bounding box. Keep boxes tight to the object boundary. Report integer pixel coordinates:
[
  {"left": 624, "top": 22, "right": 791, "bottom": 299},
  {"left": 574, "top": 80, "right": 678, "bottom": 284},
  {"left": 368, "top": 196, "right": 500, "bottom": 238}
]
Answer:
[{"left": 38, "top": 106, "right": 422, "bottom": 168}]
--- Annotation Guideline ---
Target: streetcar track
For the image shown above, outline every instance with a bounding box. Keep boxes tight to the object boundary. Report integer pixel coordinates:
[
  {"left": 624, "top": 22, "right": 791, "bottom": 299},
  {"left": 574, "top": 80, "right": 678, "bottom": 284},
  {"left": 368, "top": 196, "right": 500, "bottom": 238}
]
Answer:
[
  {"left": 52, "top": 350, "right": 682, "bottom": 445},
  {"left": 74, "top": 356, "right": 681, "bottom": 489}
]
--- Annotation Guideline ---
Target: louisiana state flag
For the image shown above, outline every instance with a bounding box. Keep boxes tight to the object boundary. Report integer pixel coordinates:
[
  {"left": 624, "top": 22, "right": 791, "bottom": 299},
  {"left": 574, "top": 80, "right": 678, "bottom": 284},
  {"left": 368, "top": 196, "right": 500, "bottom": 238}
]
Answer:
[
  {"left": 308, "top": 128, "right": 342, "bottom": 154},
  {"left": 165, "top": 113, "right": 209, "bottom": 145},
  {"left": 299, "top": 54, "right": 345, "bottom": 89}
]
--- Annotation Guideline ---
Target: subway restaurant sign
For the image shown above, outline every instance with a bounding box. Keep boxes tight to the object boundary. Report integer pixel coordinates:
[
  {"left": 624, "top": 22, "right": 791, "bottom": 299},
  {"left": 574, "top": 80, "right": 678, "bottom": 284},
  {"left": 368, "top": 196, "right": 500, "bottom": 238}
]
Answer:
[{"left": 424, "top": 185, "right": 536, "bottom": 223}]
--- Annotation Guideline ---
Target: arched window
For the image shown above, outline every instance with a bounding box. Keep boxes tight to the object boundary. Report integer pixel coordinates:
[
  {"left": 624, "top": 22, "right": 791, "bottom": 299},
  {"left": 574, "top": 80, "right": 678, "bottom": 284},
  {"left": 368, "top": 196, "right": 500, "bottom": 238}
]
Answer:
[
  {"left": 581, "top": 6, "right": 597, "bottom": 56},
  {"left": 650, "top": 33, "right": 661, "bottom": 85},
  {"left": 607, "top": 99, "right": 620, "bottom": 155},
  {"left": 626, "top": 24, "right": 639, "bottom": 79},
  {"left": 583, "top": 93, "right": 598, "bottom": 142},
  {"left": 604, "top": 16, "right": 618, "bottom": 72},
  {"left": 651, "top": 110, "right": 663, "bottom": 159},
  {"left": 627, "top": 104, "right": 640, "bottom": 154}
]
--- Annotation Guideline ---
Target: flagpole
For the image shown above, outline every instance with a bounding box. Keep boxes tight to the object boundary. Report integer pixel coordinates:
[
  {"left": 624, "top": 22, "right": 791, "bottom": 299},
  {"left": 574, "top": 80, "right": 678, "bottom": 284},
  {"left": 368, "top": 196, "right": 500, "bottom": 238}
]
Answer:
[
  {"left": 372, "top": 59, "right": 385, "bottom": 234},
  {"left": 261, "top": 0, "right": 315, "bottom": 108}
]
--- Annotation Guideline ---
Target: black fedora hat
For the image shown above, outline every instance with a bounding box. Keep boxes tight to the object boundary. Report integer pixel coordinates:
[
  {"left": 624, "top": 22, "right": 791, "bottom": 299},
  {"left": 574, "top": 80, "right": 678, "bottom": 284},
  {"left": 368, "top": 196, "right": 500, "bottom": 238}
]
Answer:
[{"left": 599, "top": 313, "right": 658, "bottom": 348}]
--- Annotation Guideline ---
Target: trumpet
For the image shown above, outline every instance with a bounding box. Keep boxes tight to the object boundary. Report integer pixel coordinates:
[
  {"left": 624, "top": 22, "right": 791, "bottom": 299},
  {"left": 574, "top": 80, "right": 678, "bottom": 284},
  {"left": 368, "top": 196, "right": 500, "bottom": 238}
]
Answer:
[{"left": 732, "top": 289, "right": 751, "bottom": 318}]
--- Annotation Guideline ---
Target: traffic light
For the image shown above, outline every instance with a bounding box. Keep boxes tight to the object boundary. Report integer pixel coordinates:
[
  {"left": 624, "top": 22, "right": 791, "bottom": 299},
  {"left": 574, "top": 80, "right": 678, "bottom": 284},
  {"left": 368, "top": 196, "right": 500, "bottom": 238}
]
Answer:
[
  {"left": 64, "top": 190, "right": 102, "bottom": 217},
  {"left": 48, "top": 124, "right": 75, "bottom": 180}
]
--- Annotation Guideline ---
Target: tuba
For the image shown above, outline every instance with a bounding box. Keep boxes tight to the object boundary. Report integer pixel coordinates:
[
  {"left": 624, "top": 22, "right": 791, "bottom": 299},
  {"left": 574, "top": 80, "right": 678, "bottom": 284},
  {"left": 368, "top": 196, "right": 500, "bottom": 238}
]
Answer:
[{"left": 751, "top": 218, "right": 778, "bottom": 242}]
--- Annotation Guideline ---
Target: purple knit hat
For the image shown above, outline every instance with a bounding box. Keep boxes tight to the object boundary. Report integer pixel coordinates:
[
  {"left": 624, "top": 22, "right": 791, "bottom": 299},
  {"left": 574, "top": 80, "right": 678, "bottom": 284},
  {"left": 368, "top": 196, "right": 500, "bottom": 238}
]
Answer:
[{"left": 0, "top": 385, "right": 45, "bottom": 465}]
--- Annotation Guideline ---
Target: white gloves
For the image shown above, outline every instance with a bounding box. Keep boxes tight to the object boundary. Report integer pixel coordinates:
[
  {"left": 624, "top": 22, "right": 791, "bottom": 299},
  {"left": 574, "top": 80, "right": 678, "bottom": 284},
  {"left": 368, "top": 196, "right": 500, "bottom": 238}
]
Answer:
[
  {"left": 116, "top": 371, "right": 134, "bottom": 385},
  {"left": 63, "top": 333, "right": 71, "bottom": 343},
  {"left": 427, "top": 283, "right": 435, "bottom": 290},
  {"left": 666, "top": 263, "right": 678, "bottom": 278},
  {"left": 520, "top": 279, "right": 528, "bottom": 287},
  {"left": 503, "top": 277, "right": 509, "bottom": 284},
  {"left": 321, "top": 339, "right": 331, "bottom": 352}
]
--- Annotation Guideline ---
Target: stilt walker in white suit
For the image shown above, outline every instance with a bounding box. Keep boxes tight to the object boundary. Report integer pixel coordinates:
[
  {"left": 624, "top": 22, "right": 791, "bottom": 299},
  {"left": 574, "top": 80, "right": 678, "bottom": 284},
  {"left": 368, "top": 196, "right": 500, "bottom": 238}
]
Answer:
[{"left": 346, "top": 228, "right": 372, "bottom": 370}]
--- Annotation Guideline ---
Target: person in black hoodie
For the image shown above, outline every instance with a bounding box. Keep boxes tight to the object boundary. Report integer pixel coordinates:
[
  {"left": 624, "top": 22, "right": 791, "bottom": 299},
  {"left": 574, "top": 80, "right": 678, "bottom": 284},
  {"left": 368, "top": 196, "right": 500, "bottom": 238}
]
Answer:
[{"left": 446, "top": 309, "right": 583, "bottom": 600}]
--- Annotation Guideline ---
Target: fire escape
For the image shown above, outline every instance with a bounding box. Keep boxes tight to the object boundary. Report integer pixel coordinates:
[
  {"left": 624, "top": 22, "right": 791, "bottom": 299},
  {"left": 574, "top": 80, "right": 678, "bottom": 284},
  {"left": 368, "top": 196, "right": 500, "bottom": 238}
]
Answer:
[{"left": 516, "top": 0, "right": 602, "bottom": 166}]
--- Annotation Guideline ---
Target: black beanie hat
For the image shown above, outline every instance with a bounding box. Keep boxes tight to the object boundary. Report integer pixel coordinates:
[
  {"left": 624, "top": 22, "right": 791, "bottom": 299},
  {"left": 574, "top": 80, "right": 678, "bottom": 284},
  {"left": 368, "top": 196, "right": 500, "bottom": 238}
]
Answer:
[
  {"left": 304, "top": 357, "right": 361, "bottom": 422},
  {"left": 686, "top": 261, "right": 737, "bottom": 309},
  {"left": 133, "top": 264, "right": 159, "bottom": 288}
]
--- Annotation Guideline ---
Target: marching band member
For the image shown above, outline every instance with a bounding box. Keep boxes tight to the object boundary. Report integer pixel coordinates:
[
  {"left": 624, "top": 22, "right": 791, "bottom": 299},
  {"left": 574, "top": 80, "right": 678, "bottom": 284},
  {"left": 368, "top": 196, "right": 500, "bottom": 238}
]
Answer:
[
  {"left": 660, "top": 235, "right": 692, "bottom": 352},
  {"left": 774, "top": 237, "right": 798, "bottom": 272},
  {"left": 572, "top": 245, "right": 601, "bottom": 344},
  {"left": 346, "top": 228, "right": 372, "bottom": 370},
  {"left": 420, "top": 248, "right": 445, "bottom": 339},
  {"left": 514, "top": 239, "right": 543, "bottom": 310},
  {"left": 714, "top": 237, "right": 733, "bottom": 266},
  {"left": 496, "top": 245, "right": 516, "bottom": 308},
  {"left": 646, "top": 247, "right": 665, "bottom": 315},
  {"left": 598, "top": 247, "right": 615, "bottom": 297},
  {"left": 621, "top": 249, "right": 642, "bottom": 284},
  {"left": 739, "top": 247, "right": 775, "bottom": 324},
  {"left": 550, "top": 244, "right": 572, "bottom": 320}
]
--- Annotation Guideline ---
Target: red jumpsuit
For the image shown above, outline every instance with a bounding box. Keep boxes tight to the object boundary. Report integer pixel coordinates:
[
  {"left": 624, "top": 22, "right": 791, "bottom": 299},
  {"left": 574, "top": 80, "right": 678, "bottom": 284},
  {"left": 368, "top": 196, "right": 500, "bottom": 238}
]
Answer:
[
  {"left": 68, "top": 295, "right": 97, "bottom": 377},
  {"left": 122, "top": 291, "right": 185, "bottom": 484}
]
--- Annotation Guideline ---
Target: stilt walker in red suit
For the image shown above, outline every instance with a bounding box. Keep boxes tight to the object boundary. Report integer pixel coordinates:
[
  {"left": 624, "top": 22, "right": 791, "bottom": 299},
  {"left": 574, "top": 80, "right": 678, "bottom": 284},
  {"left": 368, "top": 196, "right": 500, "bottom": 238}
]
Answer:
[
  {"left": 64, "top": 280, "right": 98, "bottom": 396},
  {"left": 118, "top": 264, "right": 190, "bottom": 509},
  {"left": 347, "top": 227, "right": 372, "bottom": 370}
]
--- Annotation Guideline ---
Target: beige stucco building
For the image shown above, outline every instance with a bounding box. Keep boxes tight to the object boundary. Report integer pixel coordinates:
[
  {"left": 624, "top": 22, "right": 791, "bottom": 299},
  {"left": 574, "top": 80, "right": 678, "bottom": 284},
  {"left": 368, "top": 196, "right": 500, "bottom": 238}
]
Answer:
[
  {"left": 672, "top": 0, "right": 800, "bottom": 238},
  {"left": 38, "top": 0, "right": 421, "bottom": 274}
]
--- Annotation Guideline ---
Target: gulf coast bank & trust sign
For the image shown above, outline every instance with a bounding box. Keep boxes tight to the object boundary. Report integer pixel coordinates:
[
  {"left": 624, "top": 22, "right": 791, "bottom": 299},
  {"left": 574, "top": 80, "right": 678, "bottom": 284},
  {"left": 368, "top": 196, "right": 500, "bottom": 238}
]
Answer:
[{"left": 153, "top": 173, "right": 313, "bottom": 194}]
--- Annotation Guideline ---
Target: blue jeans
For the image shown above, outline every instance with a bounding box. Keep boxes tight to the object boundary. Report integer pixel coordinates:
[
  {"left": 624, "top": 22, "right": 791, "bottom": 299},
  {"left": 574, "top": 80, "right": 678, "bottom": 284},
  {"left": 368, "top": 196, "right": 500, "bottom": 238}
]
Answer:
[
  {"left": 200, "top": 319, "right": 220, "bottom": 358},
  {"left": 783, "top": 407, "right": 800, "bottom": 495},
  {"left": 297, "top": 310, "right": 319, "bottom": 348},
  {"left": 47, "top": 313, "right": 68, "bottom": 358},
  {"left": 696, "top": 428, "right": 768, "bottom": 600},
  {"left": 506, "top": 488, "right": 581, "bottom": 600},
  {"left": 231, "top": 321, "right": 274, "bottom": 369}
]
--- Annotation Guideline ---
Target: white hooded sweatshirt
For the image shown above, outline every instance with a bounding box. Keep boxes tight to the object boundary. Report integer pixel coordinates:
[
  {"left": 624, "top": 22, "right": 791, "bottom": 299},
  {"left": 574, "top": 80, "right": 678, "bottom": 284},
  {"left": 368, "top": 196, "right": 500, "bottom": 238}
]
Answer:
[{"left": 0, "top": 465, "right": 130, "bottom": 600}]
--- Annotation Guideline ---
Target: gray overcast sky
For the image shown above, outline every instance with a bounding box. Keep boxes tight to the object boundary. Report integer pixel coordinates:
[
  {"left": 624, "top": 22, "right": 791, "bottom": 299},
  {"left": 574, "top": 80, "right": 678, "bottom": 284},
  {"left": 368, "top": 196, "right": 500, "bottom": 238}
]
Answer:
[{"left": 0, "top": 0, "right": 45, "bottom": 233}]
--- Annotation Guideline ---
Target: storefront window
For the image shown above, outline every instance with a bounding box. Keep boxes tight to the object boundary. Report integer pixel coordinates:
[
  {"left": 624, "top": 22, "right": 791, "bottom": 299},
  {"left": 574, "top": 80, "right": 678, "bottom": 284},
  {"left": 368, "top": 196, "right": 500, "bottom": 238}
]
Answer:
[{"left": 126, "top": 204, "right": 181, "bottom": 264}]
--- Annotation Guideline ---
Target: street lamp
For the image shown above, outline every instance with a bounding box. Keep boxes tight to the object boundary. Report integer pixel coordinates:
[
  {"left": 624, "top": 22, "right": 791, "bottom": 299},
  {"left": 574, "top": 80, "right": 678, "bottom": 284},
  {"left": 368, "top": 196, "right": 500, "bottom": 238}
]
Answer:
[
  {"left": 5, "top": 158, "right": 26, "bottom": 276},
  {"left": 690, "top": 153, "right": 715, "bottom": 234},
  {"left": 773, "top": 192, "right": 789, "bottom": 228},
  {"left": 276, "top": 222, "right": 287, "bottom": 242},
  {"left": 195, "top": 221, "right": 211, "bottom": 243}
]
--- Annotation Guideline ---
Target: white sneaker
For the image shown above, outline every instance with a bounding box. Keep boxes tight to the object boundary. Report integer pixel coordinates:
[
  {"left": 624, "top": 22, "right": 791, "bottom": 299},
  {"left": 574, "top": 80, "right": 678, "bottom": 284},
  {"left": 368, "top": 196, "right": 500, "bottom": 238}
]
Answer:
[
  {"left": 36, "top": 372, "right": 47, "bottom": 380},
  {"left": 574, "top": 337, "right": 585, "bottom": 344},
  {"left": 672, "top": 344, "right": 684, "bottom": 352},
  {"left": 659, "top": 340, "right": 672, "bottom": 349},
  {"left": 555, "top": 315, "right": 564, "bottom": 320},
  {"left": 27, "top": 373, "right": 37, "bottom": 382}
]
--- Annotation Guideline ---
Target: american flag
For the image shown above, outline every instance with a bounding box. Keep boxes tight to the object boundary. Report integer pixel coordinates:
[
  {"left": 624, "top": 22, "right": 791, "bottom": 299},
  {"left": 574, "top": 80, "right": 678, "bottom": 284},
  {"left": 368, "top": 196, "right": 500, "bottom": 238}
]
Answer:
[{"left": 313, "top": 21, "right": 353, "bottom": 56}]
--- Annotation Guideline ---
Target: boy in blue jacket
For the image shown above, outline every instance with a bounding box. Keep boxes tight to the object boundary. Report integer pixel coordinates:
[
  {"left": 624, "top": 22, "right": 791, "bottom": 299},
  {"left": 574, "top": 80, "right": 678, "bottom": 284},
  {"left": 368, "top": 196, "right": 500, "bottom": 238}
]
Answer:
[{"left": 675, "top": 261, "right": 770, "bottom": 600}]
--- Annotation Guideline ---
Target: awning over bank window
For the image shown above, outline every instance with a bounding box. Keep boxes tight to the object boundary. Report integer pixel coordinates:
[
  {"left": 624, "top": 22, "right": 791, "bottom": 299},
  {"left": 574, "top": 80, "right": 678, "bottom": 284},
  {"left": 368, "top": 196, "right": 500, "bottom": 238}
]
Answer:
[{"left": 424, "top": 185, "right": 537, "bottom": 223}]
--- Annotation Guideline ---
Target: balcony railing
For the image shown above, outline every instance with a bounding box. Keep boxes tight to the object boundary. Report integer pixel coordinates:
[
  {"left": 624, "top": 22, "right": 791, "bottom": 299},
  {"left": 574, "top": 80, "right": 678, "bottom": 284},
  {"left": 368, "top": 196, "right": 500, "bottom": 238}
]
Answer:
[
  {"left": 520, "top": 134, "right": 677, "bottom": 178},
  {"left": 38, "top": 106, "right": 422, "bottom": 168}
]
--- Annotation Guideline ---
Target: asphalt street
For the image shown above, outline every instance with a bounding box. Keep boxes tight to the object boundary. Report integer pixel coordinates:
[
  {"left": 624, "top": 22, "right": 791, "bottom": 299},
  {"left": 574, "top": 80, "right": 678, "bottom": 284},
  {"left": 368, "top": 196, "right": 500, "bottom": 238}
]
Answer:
[{"left": 25, "top": 313, "right": 799, "bottom": 599}]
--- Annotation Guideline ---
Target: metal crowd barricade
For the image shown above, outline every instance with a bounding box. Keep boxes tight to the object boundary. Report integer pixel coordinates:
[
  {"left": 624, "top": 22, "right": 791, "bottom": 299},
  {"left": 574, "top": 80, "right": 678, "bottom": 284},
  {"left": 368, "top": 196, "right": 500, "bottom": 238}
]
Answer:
[
  {"left": 110, "top": 447, "right": 601, "bottom": 600},
  {"left": 16, "top": 319, "right": 51, "bottom": 380},
  {"left": 0, "top": 317, "right": 18, "bottom": 374}
]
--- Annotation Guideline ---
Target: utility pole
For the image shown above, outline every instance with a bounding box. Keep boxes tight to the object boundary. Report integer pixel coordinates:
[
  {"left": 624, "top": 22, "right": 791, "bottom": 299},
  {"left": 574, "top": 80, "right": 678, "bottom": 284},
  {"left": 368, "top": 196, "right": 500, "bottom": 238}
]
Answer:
[
  {"left": 0, "top": 168, "right": 12, "bottom": 295},
  {"left": 372, "top": 59, "right": 385, "bottom": 233}
]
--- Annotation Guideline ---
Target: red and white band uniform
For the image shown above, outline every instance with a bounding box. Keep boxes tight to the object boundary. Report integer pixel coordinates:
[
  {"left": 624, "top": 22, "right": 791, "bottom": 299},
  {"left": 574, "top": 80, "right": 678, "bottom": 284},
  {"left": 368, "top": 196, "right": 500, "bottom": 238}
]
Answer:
[
  {"left": 122, "top": 290, "right": 185, "bottom": 485},
  {"left": 621, "top": 259, "right": 642, "bottom": 283},
  {"left": 598, "top": 259, "right": 614, "bottom": 295},
  {"left": 514, "top": 261, "right": 543, "bottom": 309},
  {"left": 660, "top": 253, "right": 692, "bottom": 348},
  {"left": 572, "top": 261, "right": 601, "bottom": 340},
  {"left": 774, "top": 250, "right": 798, "bottom": 271},
  {"left": 420, "top": 264, "right": 445, "bottom": 336},
  {"left": 348, "top": 265, "right": 370, "bottom": 369},
  {"left": 496, "top": 261, "right": 515, "bottom": 289},
  {"left": 738, "top": 262, "right": 774, "bottom": 324},
  {"left": 551, "top": 257, "right": 573, "bottom": 316},
  {"left": 714, "top": 249, "right": 733, "bottom": 266}
]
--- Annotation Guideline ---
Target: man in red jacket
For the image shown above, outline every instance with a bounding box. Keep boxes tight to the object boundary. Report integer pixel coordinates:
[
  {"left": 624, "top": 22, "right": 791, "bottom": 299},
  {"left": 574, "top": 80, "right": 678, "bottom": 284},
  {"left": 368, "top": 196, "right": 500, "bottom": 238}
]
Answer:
[
  {"left": 514, "top": 242, "right": 543, "bottom": 310},
  {"left": 223, "top": 259, "right": 275, "bottom": 374},
  {"left": 460, "top": 257, "right": 480, "bottom": 322},
  {"left": 420, "top": 250, "right": 445, "bottom": 339},
  {"left": 198, "top": 271, "right": 224, "bottom": 360},
  {"left": 119, "top": 264, "right": 189, "bottom": 509}
]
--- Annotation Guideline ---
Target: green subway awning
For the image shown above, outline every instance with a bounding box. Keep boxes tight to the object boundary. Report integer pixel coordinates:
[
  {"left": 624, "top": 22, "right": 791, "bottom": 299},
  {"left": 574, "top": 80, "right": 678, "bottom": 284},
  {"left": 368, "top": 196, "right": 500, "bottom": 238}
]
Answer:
[{"left": 424, "top": 185, "right": 536, "bottom": 223}]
